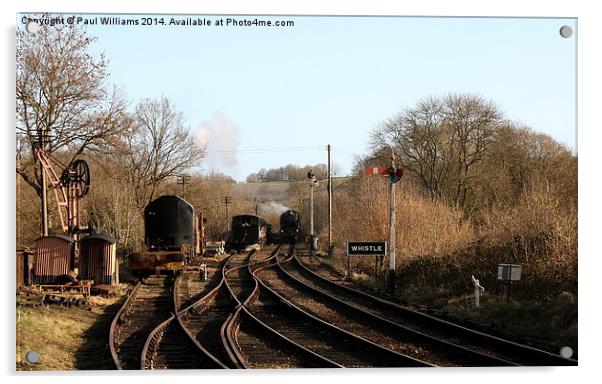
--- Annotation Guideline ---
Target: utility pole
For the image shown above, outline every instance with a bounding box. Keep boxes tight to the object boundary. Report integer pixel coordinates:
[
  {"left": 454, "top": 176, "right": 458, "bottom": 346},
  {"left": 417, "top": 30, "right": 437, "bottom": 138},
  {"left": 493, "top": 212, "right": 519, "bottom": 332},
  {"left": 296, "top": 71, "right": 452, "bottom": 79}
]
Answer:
[
  {"left": 310, "top": 182, "right": 314, "bottom": 238},
  {"left": 177, "top": 174, "right": 191, "bottom": 197},
  {"left": 307, "top": 170, "right": 318, "bottom": 253},
  {"left": 389, "top": 147, "right": 396, "bottom": 271},
  {"left": 222, "top": 196, "right": 232, "bottom": 232},
  {"left": 327, "top": 144, "right": 332, "bottom": 251}
]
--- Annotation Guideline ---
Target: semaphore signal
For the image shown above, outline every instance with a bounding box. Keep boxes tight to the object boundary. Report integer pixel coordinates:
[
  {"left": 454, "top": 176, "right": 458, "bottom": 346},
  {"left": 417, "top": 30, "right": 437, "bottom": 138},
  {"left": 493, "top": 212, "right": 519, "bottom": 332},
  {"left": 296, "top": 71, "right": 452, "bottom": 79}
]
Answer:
[{"left": 364, "top": 148, "right": 403, "bottom": 271}]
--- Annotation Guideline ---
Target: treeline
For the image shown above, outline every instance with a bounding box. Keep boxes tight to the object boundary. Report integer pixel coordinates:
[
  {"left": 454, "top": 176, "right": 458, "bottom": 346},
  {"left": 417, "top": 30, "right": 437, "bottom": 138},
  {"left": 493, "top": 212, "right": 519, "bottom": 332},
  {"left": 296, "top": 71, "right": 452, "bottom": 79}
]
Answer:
[
  {"left": 16, "top": 22, "right": 203, "bottom": 251},
  {"left": 245, "top": 164, "right": 329, "bottom": 183},
  {"left": 311, "top": 94, "right": 577, "bottom": 303},
  {"left": 367, "top": 94, "right": 576, "bottom": 215}
]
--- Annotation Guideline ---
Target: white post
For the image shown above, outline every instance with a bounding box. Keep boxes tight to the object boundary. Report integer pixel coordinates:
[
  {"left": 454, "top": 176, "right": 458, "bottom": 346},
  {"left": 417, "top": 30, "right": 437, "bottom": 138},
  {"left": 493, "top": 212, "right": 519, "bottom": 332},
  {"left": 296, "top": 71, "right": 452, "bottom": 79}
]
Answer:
[
  {"left": 201, "top": 264, "right": 208, "bottom": 281},
  {"left": 472, "top": 275, "right": 485, "bottom": 307}
]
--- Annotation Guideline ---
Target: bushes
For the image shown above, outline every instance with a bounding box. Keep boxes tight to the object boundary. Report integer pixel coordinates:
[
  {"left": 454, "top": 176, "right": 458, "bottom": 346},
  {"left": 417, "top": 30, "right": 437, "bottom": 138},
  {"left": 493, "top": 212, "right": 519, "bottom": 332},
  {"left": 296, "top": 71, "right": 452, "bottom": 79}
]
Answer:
[
  {"left": 329, "top": 175, "right": 476, "bottom": 290},
  {"left": 328, "top": 172, "right": 577, "bottom": 303},
  {"left": 481, "top": 182, "right": 577, "bottom": 272},
  {"left": 443, "top": 292, "right": 577, "bottom": 350}
]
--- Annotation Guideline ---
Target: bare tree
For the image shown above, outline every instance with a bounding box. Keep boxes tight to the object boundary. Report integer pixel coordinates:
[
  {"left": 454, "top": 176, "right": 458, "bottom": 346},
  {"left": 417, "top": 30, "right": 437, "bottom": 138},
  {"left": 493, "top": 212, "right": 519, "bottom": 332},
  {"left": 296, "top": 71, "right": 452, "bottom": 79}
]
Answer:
[
  {"left": 444, "top": 94, "right": 501, "bottom": 208},
  {"left": 83, "top": 159, "right": 142, "bottom": 250},
  {"left": 371, "top": 94, "right": 502, "bottom": 209},
  {"left": 373, "top": 96, "right": 453, "bottom": 199},
  {"left": 16, "top": 23, "right": 129, "bottom": 197},
  {"left": 124, "top": 96, "right": 205, "bottom": 211}
]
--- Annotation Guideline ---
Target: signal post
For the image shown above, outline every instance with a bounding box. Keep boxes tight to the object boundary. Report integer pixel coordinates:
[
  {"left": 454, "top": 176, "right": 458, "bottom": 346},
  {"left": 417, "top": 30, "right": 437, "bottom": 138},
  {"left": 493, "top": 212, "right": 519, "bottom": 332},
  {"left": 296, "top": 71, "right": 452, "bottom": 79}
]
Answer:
[
  {"left": 365, "top": 147, "right": 403, "bottom": 272},
  {"left": 388, "top": 149, "right": 397, "bottom": 271}
]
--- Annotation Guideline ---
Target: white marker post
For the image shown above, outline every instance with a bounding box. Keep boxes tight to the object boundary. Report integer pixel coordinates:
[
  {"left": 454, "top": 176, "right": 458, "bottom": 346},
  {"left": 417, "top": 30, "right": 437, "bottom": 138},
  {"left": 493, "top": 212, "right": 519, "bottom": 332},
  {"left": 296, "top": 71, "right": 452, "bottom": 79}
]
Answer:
[
  {"left": 471, "top": 275, "right": 485, "bottom": 307},
  {"left": 201, "top": 264, "right": 208, "bottom": 281}
]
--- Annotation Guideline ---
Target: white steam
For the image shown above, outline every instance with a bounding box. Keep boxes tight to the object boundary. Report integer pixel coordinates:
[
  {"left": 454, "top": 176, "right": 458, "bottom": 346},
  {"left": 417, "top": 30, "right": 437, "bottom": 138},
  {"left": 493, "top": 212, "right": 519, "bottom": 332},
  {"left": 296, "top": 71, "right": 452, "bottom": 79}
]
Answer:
[
  {"left": 259, "top": 201, "right": 291, "bottom": 215},
  {"left": 195, "top": 111, "right": 239, "bottom": 169}
]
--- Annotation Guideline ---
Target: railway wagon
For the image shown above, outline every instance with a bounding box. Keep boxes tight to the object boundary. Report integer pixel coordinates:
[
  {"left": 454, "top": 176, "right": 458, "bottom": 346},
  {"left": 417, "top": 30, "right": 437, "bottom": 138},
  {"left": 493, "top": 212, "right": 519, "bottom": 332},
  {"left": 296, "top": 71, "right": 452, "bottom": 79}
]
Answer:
[
  {"left": 228, "top": 214, "right": 268, "bottom": 250},
  {"left": 129, "top": 195, "right": 201, "bottom": 273},
  {"left": 279, "top": 210, "right": 301, "bottom": 244}
]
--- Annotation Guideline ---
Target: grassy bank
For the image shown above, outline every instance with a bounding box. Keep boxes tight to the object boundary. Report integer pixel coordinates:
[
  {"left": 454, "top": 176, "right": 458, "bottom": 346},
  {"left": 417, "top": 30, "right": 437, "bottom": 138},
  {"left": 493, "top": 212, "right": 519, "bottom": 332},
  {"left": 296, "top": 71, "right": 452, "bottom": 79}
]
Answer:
[
  {"left": 16, "top": 296, "right": 122, "bottom": 371},
  {"left": 442, "top": 292, "right": 577, "bottom": 354},
  {"left": 318, "top": 254, "right": 577, "bottom": 355}
]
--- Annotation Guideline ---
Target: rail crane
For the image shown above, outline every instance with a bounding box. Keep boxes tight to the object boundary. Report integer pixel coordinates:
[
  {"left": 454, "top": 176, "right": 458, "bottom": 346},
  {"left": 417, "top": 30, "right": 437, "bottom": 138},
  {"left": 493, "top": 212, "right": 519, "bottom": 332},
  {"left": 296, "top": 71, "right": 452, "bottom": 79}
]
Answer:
[{"left": 35, "top": 147, "right": 91, "bottom": 251}]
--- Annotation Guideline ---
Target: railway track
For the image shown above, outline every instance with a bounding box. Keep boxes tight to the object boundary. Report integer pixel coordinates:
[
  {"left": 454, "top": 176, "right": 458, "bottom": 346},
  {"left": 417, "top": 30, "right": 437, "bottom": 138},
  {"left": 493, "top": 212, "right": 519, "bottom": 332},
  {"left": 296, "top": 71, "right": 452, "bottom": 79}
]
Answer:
[
  {"left": 220, "top": 245, "right": 341, "bottom": 368},
  {"left": 224, "top": 249, "right": 262, "bottom": 304},
  {"left": 110, "top": 243, "right": 572, "bottom": 369},
  {"left": 109, "top": 275, "right": 174, "bottom": 370},
  {"left": 140, "top": 271, "right": 229, "bottom": 370},
  {"left": 176, "top": 255, "right": 237, "bottom": 368},
  {"left": 244, "top": 245, "right": 430, "bottom": 368},
  {"left": 263, "top": 249, "right": 513, "bottom": 367},
  {"left": 141, "top": 314, "right": 217, "bottom": 369},
  {"left": 175, "top": 265, "right": 224, "bottom": 311},
  {"left": 292, "top": 249, "right": 578, "bottom": 366}
]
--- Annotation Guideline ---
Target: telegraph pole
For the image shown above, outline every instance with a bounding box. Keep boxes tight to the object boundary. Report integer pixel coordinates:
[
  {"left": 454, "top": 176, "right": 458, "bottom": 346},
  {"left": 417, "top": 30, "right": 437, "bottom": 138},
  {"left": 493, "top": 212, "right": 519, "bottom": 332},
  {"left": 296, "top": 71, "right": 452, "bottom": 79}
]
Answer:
[
  {"left": 327, "top": 144, "right": 332, "bottom": 250},
  {"left": 177, "top": 174, "right": 191, "bottom": 197},
  {"left": 222, "top": 196, "right": 232, "bottom": 232},
  {"left": 307, "top": 170, "right": 318, "bottom": 253},
  {"left": 389, "top": 148, "right": 396, "bottom": 271}
]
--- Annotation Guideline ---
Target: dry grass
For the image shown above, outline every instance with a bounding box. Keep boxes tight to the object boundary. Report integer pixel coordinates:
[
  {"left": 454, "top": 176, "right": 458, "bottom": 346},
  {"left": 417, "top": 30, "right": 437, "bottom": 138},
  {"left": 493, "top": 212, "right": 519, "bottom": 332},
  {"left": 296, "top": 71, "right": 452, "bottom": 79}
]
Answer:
[
  {"left": 481, "top": 183, "right": 577, "bottom": 269},
  {"left": 16, "top": 305, "right": 96, "bottom": 370},
  {"left": 327, "top": 176, "right": 475, "bottom": 275},
  {"left": 16, "top": 295, "right": 122, "bottom": 371},
  {"left": 443, "top": 292, "right": 577, "bottom": 352},
  {"left": 323, "top": 173, "right": 576, "bottom": 307}
]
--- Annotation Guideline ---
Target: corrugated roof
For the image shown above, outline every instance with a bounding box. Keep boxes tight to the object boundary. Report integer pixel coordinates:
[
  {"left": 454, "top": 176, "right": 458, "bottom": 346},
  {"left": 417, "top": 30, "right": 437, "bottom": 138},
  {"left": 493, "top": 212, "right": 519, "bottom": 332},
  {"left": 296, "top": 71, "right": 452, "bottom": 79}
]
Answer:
[
  {"left": 35, "top": 235, "right": 75, "bottom": 243},
  {"left": 81, "top": 233, "right": 117, "bottom": 244}
]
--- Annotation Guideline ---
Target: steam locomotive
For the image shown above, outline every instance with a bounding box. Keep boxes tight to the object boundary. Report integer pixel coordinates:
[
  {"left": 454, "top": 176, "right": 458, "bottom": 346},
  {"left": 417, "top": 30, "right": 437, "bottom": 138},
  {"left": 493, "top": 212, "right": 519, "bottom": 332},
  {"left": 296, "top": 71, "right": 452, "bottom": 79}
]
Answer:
[
  {"left": 227, "top": 214, "right": 268, "bottom": 251},
  {"left": 129, "top": 195, "right": 202, "bottom": 273},
  {"left": 279, "top": 210, "right": 301, "bottom": 244}
]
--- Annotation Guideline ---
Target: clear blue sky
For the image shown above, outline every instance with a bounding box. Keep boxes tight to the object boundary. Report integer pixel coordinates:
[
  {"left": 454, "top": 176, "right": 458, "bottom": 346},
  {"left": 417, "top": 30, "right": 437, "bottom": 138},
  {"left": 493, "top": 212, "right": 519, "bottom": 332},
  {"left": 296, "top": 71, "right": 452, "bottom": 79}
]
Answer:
[{"left": 19, "top": 14, "right": 577, "bottom": 181}]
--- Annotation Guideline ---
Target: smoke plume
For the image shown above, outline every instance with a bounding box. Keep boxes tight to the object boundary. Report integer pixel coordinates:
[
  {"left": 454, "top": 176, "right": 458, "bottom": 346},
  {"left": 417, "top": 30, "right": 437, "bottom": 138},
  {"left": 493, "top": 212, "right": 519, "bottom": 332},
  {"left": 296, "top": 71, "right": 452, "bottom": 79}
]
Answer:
[
  {"left": 195, "top": 111, "right": 239, "bottom": 169},
  {"left": 259, "top": 201, "right": 291, "bottom": 215}
]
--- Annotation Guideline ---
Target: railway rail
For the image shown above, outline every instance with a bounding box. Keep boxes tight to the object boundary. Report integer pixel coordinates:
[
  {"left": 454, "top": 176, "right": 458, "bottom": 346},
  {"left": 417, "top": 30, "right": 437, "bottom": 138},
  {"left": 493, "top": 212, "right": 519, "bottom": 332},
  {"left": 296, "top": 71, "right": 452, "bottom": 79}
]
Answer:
[
  {"left": 176, "top": 270, "right": 235, "bottom": 368},
  {"left": 245, "top": 245, "right": 431, "bottom": 368},
  {"left": 109, "top": 275, "right": 174, "bottom": 370},
  {"left": 176, "top": 263, "right": 224, "bottom": 311},
  {"left": 263, "top": 249, "right": 513, "bottom": 367},
  {"left": 141, "top": 314, "right": 215, "bottom": 369},
  {"left": 221, "top": 245, "right": 341, "bottom": 368},
  {"left": 140, "top": 271, "right": 228, "bottom": 370},
  {"left": 108, "top": 243, "right": 576, "bottom": 370},
  {"left": 292, "top": 249, "right": 578, "bottom": 366}
]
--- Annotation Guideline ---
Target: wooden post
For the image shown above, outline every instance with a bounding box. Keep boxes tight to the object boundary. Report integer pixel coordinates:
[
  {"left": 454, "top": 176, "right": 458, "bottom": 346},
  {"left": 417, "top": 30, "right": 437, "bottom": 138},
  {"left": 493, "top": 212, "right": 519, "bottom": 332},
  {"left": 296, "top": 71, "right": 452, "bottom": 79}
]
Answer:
[{"left": 327, "top": 144, "right": 332, "bottom": 250}]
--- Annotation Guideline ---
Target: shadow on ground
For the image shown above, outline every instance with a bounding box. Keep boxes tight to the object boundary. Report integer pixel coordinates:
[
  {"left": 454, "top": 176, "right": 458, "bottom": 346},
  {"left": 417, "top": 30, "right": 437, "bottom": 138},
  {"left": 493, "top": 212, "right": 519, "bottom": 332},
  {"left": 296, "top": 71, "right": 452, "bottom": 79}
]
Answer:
[{"left": 74, "top": 298, "right": 124, "bottom": 370}]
